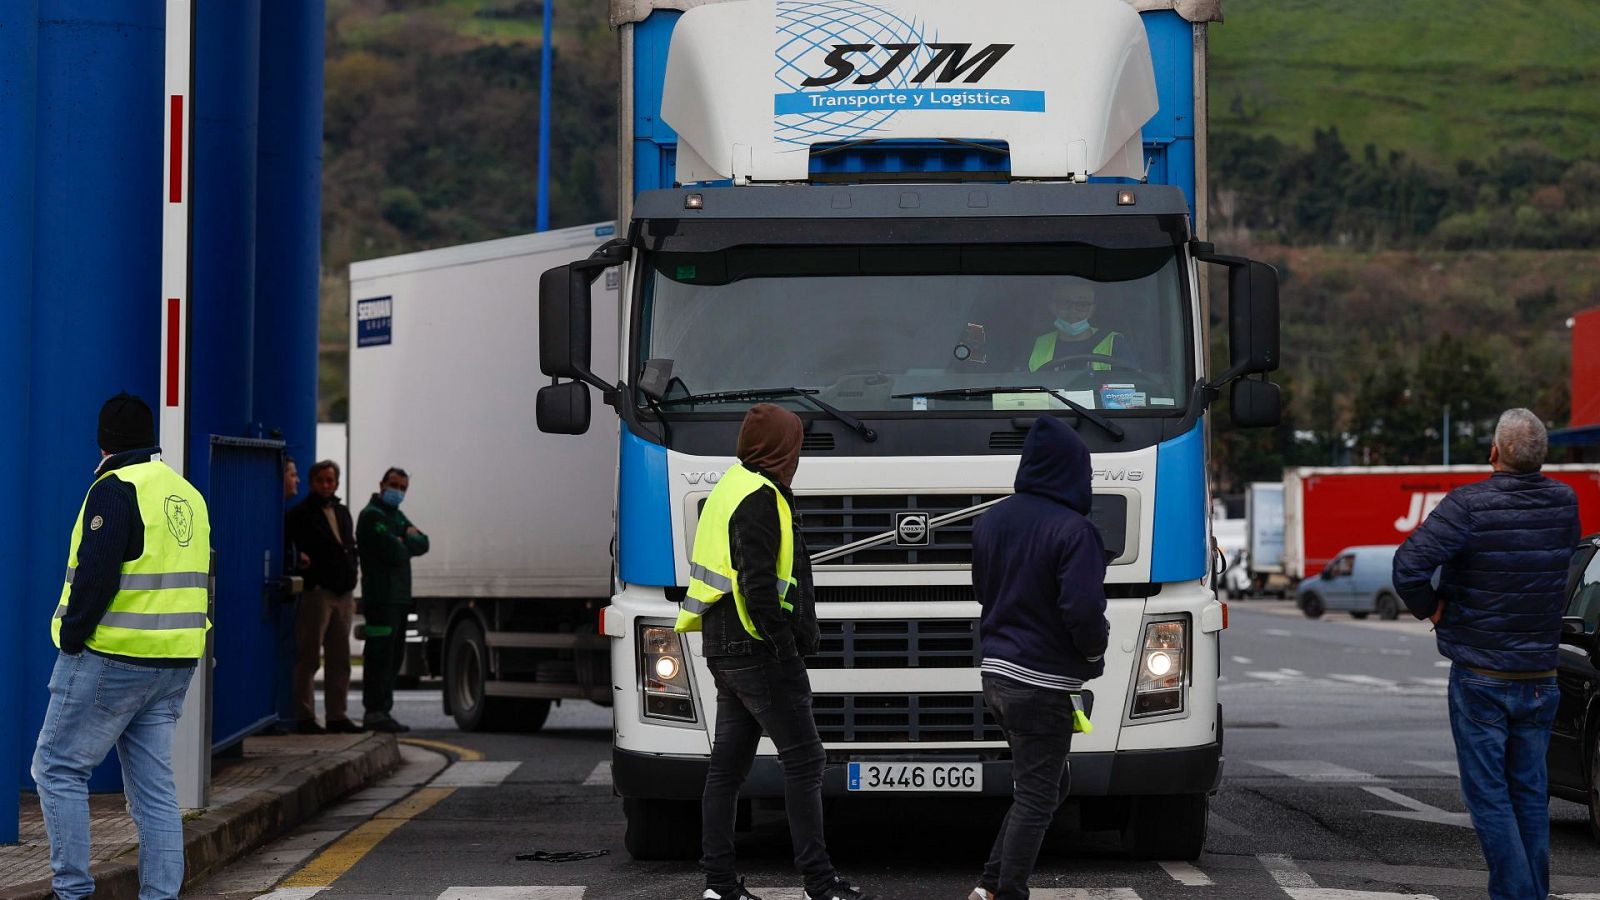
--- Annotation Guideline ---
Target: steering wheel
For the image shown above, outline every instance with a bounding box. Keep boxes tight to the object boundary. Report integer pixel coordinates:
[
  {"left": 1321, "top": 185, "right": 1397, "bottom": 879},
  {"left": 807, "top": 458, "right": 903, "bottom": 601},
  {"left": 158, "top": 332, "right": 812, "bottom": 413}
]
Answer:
[{"left": 1038, "top": 353, "right": 1171, "bottom": 393}]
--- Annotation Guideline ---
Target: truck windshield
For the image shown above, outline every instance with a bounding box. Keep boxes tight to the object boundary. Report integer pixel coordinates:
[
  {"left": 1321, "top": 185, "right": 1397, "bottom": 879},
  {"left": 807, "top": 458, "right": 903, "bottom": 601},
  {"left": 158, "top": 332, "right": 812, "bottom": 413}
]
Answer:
[{"left": 638, "top": 242, "right": 1191, "bottom": 414}]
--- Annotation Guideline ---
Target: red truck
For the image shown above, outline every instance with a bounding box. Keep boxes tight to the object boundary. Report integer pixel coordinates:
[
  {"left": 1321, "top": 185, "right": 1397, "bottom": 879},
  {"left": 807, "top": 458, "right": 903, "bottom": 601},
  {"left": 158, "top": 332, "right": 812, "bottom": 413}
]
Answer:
[{"left": 1282, "top": 466, "right": 1600, "bottom": 580}]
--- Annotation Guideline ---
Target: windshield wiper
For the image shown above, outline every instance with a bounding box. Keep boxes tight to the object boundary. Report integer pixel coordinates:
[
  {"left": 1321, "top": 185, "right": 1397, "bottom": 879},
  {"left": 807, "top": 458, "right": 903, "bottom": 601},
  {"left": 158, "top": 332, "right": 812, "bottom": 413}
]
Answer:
[
  {"left": 890, "top": 385, "right": 1125, "bottom": 442},
  {"left": 655, "top": 387, "right": 878, "bottom": 443}
]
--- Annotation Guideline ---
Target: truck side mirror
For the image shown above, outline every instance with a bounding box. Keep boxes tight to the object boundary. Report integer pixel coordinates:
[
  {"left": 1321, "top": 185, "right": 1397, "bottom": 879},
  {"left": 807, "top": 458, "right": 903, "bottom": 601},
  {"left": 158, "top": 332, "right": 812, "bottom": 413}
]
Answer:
[
  {"left": 539, "top": 264, "right": 593, "bottom": 381},
  {"left": 536, "top": 381, "right": 592, "bottom": 435},
  {"left": 1560, "top": 616, "right": 1596, "bottom": 652},
  {"left": 1231, "top": 377, "right": 1281, "bottom": 428},
  {"left": 1227, "top": 260, "right": 1280, "bottom": 375}
]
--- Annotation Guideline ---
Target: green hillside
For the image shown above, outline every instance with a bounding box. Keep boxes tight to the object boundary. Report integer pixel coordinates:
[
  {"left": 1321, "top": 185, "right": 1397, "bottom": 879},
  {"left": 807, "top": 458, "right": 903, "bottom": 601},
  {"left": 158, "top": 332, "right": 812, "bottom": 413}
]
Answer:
[{"left": 1211, "top": 0, "right": 1600, "bottom": 164}]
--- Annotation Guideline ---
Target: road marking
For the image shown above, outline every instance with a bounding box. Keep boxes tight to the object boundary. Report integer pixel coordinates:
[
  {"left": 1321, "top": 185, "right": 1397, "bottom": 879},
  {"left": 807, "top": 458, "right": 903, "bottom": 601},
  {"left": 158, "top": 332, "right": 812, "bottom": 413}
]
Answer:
[
  {"left": 1328, "top": 674, "right": 1397, "bottom": 688},
  {"left": 253, "top": 890, "right": 326, "bottom": 900},
  {"left": 1252, "top": 761, "right": 1385, "bottom": 783},
  {"left": 401, "top": 736, "right": 486, "bottom": 761},
  {"left": 438, "top": 883, "right": 588, "bottom": 890},
  {"left": 582, "top": 761, "right": 612, "bottom": 787},
  {"left": 280, "top": 787, "right": 454, "bottom": 887},
  {"left": 1159, "top": 861, "right": 1214, "bottom": 886},
  {"left": 1411, "top": 677, "right": 1450, "bottom": 688},
  {"left": 1247, "top": 670, "right": 1305, "bottom": 683},
  {"left": 1362, "top": 786, "right": 1473, "bottom": 829},
  {"left": 1434, "top": 660, "right": 1451, "bottom": 668},
  {"left": 1259, "top": 854, "right": 1442, "bottom": 899},
  {"left": 1406, "top": 760, "right": 1458, "bottom": 777},
  {"left": 1232, "top": 656, "right": 1253, "bottom": 665},
  {"left": 750, "top": 889, "right": 1144, "bottom": 900},
  {"left": 1265, "top": 628, "right": 1294, "bottom": 637},
  {"left": 433, "top": 761, "right": 522, "bottom": 788},
  {"left": 1209, "top": 812, "right": 1251, "bottom": 836}
]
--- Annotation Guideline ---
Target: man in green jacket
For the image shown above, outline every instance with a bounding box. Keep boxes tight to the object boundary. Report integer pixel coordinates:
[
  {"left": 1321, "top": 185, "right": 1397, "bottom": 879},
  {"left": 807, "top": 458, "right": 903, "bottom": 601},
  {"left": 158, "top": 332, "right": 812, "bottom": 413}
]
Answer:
[{"left": 356, "top": 467, "right": 430, "bottom": 732}]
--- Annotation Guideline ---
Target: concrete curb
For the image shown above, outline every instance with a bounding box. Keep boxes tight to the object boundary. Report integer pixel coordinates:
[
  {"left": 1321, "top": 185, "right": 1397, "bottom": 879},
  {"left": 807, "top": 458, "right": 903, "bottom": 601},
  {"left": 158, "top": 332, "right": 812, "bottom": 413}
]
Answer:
[{"left": 0, "top": 734, "right": 400, "bottom": 900}]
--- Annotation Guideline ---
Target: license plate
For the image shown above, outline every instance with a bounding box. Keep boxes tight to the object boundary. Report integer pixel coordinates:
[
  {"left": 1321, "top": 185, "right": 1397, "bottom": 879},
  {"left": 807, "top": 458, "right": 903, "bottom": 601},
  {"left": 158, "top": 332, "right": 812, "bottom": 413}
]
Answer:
[{"left": 847, "top": 762, "right": 982, "bottom": 792}]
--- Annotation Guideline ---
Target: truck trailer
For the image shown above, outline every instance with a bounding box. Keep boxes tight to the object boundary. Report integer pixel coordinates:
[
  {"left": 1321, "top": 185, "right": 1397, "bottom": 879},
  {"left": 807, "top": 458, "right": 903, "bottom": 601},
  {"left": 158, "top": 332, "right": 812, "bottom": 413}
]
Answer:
[
  {"left": 348, "top": 223, "right": 621, "bottom": 730},
  {"left": 536, "top": 0, "right": 1277, "bottom": 861},
  {"left": 1282, "top": 466, "right": 1600, "bottom": 581}
]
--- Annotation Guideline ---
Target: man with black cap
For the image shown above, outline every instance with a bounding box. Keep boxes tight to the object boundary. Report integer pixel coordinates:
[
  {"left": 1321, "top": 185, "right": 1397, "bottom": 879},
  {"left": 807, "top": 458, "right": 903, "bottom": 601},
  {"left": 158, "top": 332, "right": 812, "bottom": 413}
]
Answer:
[
  {"left": 675, "top": 403, "right": 877, "bottom": 900},
  {"left": 31, "top": 393, "right": 212, "bottom": 900}
]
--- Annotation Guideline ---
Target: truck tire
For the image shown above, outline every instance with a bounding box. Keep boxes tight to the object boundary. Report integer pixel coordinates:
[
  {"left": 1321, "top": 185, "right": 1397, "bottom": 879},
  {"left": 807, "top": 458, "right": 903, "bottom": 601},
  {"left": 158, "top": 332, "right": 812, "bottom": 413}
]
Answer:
[
  {"left": 1376, "top": 592, "right": 1402, "bottom": 621},
  {"left": 623, "top": 797, "right": 701, "bottom": 860},
  {"left": 1122, "top": 793, "right": 1207, "bottom": 860},
  {"left": 1300, "top": 593, "right": 1325, "bottom": 619},
  {"left": 445, "top": 618, "right": 539, "bottom": 732}
]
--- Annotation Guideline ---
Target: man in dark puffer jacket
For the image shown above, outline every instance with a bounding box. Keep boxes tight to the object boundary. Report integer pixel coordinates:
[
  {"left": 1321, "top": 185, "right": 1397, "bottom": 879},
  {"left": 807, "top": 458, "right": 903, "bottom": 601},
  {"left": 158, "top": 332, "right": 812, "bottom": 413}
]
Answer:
[{"left": 1393, "top": 408, "right": 1580, "bottom": 900}]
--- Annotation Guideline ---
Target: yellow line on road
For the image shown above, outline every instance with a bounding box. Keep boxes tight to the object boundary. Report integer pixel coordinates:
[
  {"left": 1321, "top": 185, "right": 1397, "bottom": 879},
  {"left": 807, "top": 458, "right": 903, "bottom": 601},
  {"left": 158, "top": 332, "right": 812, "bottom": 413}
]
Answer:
[
  {"left": 399, "top": 736, "right": 485, "bottom": 761},
  {"left": 280, "top": 787, "right": 455, "bottom": 887}
]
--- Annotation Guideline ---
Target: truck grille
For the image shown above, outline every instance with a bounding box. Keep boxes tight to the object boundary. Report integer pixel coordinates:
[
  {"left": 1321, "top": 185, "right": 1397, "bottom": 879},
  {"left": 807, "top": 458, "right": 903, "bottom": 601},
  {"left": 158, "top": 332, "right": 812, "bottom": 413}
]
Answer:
[
  {"left": 795, "top": 493, "right": 1003, "bottom": 566},
  {"left": 814, "top": 585, "right": 974, "bottom": 604},
  {"left": 809, "top": 619, "right": 980, "bottom": 670},
  {"left": 812, "top": 692, "right": 1002, "bottom": 743}
]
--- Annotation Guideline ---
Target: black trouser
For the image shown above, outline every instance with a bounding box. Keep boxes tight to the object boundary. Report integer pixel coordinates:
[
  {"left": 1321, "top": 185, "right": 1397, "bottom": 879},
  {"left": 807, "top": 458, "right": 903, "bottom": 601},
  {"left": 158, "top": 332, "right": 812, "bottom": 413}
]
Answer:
[
  {"left": 702, "top": 654, "right": 836, "bottom": 895},
  {"left": 360, "top": 603, "right": 409, "bottom": 718},
  {"left": 979, "top": 674, "right": 1075, "bottom": 900}
]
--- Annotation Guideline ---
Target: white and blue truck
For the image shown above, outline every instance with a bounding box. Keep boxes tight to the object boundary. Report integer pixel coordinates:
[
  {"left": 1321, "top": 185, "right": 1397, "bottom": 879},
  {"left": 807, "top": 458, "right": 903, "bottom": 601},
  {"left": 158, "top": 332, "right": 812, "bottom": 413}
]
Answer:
[{"left": 538, "top": 0, "right": 1279, "bottom": 860}]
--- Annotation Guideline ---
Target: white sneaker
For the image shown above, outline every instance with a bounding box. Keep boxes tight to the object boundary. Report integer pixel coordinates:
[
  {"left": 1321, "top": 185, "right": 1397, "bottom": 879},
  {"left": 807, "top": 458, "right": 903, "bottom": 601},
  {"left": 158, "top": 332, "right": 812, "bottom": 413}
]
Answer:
[
  {"left": 968, "top": 888, "right": 994, "bottom": 900},
  {"left": 704, "top": 883, "right": 762, "bottom": 900}
]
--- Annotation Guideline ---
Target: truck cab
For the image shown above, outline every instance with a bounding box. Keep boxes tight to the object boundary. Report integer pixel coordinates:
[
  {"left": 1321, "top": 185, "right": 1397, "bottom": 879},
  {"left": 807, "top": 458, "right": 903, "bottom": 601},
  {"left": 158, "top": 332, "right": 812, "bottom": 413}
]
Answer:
[{"left": 537, "top": 0, "right": 1279, "bottom": 861}]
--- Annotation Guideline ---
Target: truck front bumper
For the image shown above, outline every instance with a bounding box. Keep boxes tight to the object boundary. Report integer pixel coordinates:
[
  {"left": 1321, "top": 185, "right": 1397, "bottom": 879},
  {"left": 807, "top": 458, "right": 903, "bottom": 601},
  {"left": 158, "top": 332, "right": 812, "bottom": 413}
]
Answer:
[{"left": 612, "top": 739, "right": 1222, "bottom": 800}]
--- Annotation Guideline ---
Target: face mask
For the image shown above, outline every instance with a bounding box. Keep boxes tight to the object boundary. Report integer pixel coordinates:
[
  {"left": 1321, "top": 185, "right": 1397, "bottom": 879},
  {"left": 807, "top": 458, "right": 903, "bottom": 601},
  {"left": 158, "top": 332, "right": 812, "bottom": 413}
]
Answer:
[
  {"left": 1056, "top": 317, "right": 1092, "bottom": 336},
  {"left": 382, "top": 488, "right": 405, "bottom": 507}
]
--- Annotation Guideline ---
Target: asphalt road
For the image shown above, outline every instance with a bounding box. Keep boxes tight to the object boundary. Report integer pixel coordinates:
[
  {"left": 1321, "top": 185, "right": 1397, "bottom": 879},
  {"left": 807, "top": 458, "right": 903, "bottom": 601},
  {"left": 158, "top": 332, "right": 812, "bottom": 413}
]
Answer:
[{"left": 195, "top": 601, "right": 1600, "bottom": 900}]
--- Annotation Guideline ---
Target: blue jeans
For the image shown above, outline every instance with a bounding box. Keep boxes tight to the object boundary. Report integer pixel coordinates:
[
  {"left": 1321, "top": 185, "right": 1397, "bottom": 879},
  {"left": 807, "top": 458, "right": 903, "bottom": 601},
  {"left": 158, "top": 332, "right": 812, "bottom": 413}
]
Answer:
[
  {"left": 1448, "top": 664, "right": 1560, "bottom": 900},
  {"left": 31, "top": 651, "right": 195, "bottom": 900}
]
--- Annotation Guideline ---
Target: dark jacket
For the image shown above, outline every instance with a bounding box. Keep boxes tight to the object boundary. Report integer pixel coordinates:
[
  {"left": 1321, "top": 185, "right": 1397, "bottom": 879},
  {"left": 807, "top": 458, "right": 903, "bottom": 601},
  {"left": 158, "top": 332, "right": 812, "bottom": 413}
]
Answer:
[
  {"left": 972, "top": 417, "right": 1110, "bottom": 689},
  {"left": 1392, "top": 471, "right": 1581, "bottom": 673},
  {"left": 286, "top": 494, "right": 359, "bottom": 594},
  {"left": 356, "top": 494, "right": 429, "bottom": 607},
  {"left": 58, "top": 448, "right": 191, "bottom": 667},
  {"left": 701, "top": 464, "right": 820, "bottom": 660}
]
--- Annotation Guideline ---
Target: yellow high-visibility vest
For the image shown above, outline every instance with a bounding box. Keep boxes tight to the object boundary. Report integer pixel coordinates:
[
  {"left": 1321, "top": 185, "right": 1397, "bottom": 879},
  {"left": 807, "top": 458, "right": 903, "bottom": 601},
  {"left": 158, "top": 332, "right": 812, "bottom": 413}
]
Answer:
[
  {"left": 52, "top": 460, "right": 211, "bottom": 659},
  {"left": 675, "top": 465, "right": 796, "bottom": 639},
  {"left": 1028, "top": 329, "right": 1121, "bottom": 373}
]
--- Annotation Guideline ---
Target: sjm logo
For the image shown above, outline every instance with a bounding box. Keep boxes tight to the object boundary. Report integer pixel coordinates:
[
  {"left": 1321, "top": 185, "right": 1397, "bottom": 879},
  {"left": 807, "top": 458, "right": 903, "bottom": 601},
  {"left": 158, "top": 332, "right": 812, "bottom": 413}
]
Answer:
[{"left": 801, "top": 42, "right": 1013, "bottom": 88}]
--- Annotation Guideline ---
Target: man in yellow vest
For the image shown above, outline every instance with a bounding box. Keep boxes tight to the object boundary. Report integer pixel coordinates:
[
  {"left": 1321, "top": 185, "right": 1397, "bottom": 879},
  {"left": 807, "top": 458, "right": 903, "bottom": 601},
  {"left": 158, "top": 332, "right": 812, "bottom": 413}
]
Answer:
[
  {"left": 31, "top": 394, "right": 211, "bottom": 900},
  {"left": 1026, "top": 282, "right": 1133, "bottom": 374},
  {"left": 676, "top": 404, "right": 876, "bottom": 900}
]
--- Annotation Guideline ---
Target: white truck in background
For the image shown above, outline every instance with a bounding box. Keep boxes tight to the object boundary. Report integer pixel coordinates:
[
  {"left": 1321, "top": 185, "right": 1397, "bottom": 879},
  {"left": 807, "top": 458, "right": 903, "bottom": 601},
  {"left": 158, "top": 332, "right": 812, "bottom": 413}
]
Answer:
[
  {"left": 1244, "top": 481, "right": 1287, "bottom": 596},
  {"left": 347, "top": 222, "right": 620, "bottom": 730}
]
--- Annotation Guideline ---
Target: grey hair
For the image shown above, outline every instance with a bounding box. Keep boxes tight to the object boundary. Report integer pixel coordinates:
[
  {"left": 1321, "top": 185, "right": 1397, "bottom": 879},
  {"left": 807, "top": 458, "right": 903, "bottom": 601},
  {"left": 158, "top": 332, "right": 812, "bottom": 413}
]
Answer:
[{"left": 1494, "top": 408, "right": 1548, "bottom": 473}]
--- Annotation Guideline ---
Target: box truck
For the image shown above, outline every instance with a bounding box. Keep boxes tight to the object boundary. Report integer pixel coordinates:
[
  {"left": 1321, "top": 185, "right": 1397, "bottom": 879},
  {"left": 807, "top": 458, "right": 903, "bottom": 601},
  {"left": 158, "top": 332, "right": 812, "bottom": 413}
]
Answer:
[
  {"left": 1282, "top": 466, "right": 1600, "bottom": 581},
  {"left": 348, "top": 223, "right": 620, "bottom": 730},
  {"left": 538, "top": 0, "right": 1276, "bottom": 861}
]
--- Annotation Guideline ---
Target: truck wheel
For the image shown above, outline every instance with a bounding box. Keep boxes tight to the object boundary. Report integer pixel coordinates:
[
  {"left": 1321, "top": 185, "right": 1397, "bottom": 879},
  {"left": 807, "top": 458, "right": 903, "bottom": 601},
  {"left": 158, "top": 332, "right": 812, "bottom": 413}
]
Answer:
[
  {"left": 1588, "top": 727, "right": 1600, "bottom": 845},
  {"left": 623, "top": 797, "right": 701, "bottom": 860},
  {"left": 1122, "top": 794, "right": 1207, "bottom": 860},
  {"left": 1376, "top": 592, "right": 1402, "bottom": 621},
  {"left": 446, "top": 618, "right": 521, "bottom": 732},
  {"left": 1300, "top": 593, "right": 1325, "bottom": 619}
]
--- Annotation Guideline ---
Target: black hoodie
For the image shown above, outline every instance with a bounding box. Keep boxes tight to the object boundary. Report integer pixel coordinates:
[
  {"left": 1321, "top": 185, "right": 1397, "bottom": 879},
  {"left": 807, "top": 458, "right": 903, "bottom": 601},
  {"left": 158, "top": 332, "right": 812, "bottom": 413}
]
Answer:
[{"left": 972, "top": 416, "right": 1110, "bottom": 689}]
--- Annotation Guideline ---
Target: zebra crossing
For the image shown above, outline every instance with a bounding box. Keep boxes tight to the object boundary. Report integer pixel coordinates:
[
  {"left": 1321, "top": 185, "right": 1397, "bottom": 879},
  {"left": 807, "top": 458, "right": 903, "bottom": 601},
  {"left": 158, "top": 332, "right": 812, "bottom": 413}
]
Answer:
[{"left": 1222, "top": 667, "right": 1449, "bottom": 696}]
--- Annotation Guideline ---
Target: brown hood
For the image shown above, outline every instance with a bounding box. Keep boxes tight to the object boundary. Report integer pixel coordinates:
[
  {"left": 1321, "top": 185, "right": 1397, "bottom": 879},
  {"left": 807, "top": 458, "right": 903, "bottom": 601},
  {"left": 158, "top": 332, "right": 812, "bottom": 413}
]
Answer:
[{"left": 737, "top": 403, "right": 804, "bottom": 486}]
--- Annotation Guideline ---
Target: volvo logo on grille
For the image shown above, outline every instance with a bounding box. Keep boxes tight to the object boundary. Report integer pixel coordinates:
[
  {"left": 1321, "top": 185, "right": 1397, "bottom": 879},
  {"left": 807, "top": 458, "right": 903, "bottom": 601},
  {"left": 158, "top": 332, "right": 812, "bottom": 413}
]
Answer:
[{"left": 894, "top": 512, "right": 931, "bottom": 547}]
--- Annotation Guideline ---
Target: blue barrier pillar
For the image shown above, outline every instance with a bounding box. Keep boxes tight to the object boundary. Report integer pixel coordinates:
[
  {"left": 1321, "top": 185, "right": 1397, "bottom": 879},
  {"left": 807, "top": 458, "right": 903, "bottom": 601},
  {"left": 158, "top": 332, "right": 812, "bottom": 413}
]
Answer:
[
  {"left": 188, "top": 0, "right": 262, "bottom": 493},
  {"left": 254, "top": 0, "right": 324, "bottom": 500},
  {"left": 27, "top": 0, "right": 167, "bottom": 792},
  {"left": 0, "top": 0, "right": 38, "bottom": 844}
]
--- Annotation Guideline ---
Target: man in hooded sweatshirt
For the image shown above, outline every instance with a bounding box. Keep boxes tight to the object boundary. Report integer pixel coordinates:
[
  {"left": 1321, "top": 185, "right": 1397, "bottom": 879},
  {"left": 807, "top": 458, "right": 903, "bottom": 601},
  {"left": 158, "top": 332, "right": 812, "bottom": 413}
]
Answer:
[
  {"left": 676, "top": 404, "right": 877, "bottom": 900},
  {"left": 968, "top": 416, "right": 1110, "bottom": 900}
]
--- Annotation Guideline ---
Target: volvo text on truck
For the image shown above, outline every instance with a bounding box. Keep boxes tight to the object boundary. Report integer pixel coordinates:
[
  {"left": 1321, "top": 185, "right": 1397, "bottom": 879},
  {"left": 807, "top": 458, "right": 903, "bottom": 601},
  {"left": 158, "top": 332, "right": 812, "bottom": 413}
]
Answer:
[{"left": 537, "top": 0, "right": 1277, "bottom": 861}]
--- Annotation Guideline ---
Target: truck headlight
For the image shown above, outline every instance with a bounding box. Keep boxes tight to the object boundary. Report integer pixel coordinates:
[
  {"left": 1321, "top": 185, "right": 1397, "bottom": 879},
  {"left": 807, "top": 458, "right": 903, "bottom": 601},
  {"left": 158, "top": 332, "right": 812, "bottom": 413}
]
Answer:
[
  {"left": 639, "top": 625, "right": 695, "bottom": 722},
  {"left": 1132, "top": 618, "right": 1187, "bottom": 718}
]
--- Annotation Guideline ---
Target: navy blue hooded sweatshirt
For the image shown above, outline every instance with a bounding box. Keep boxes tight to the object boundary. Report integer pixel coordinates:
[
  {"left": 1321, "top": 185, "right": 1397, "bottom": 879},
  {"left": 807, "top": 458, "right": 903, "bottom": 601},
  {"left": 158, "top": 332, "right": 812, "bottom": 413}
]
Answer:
[{"left": 972, "top": 416, "right": 1110, "bottom": 690}]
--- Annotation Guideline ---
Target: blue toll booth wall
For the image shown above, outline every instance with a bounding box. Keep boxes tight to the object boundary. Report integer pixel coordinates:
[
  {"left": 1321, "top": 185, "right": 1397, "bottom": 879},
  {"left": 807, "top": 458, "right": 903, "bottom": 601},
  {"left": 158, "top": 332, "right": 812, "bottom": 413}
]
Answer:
[{"left": 0, "top": 2, "right": 324, "bottom": 840}]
